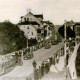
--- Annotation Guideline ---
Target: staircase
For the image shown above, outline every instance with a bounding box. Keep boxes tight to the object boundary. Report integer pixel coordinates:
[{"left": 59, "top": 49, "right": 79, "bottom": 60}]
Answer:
[
  {"left": 68, "top": 44, "right": 80, "bottom": 79},
  {"left": 75, "top": 45, "right": 80, "bottom": 77}
]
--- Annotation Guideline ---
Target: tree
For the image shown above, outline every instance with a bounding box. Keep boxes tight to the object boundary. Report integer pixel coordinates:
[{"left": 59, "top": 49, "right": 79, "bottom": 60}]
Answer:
[
  {"left": 58, "top": 25, "right": 75, "bottom": 39},
  {"left": 0, "top": 21, "right": 27, "bottom": 55}
]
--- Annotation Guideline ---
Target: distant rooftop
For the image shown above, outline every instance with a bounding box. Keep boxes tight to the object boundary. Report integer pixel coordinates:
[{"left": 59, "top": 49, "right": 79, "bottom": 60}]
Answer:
[{"left": 34, "top": 14, "right": 43, "bottom": 19}]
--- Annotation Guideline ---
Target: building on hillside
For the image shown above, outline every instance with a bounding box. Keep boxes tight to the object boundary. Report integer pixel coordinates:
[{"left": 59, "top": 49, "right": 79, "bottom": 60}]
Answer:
[
  {"left": 54, "top": 25, "right": 62, "bottom": 40},
  {"left": 60, "top": 20, "right": 80, "bottom": 43},
  {"left": 43, "top": 21, "right": 54, "bottom": 40},
  {"left": 18, "top": 11, "right": 44, "bottom": 42},
  {"left": 65, "top": 20, "right": 75, "bottom": 31},
  {"left": 73, "top": 22, "right": 80, "bottom": 43},
  {"left": 64, "top": 20, "right": 80, "bottom": 40},
  {"left": 18, "top": 11, "right": 54, "bottom": 42}
]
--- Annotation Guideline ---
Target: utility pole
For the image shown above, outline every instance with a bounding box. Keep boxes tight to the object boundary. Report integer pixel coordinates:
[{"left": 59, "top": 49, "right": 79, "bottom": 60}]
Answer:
[
  {"left": 64, "top": 20, "right": 67, "bottom": 67},
  {"left": 25, "top": 33, "right": 28, "bottom": 48},
  {"left": 27, "top": 35, "right": 28, "bottom": 48}
]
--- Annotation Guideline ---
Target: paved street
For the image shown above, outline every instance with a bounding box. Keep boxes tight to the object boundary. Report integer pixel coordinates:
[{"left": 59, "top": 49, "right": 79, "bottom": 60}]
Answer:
[
  {"left": 0, "top": 41, "right": 64, "bottom": 80},
  {"left": 42, "top": 71, "right": 65, "bottom": 80}
]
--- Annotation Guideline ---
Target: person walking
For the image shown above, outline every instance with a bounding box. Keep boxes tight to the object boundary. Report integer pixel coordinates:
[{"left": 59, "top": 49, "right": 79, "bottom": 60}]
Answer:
[
  {"left": 38, "top": 66, "right": 41, "bottom": 79},
  {"left": 32, "top": 60, "right": 37, "bottom": 70},
  {"left": 47, "top": 59, "right": 50, "bottom": 73},
  {"left": 34, "top": 69, "right": 39, "bottom": 80},
  {"left": 49, "top": 56, "right": 53, "bottom": 66},
  {"left": 44, "top": 61, "right": 48, "bottom": 74},
  {"left": 41, "top": 62, "right": 45, "bottom": 77}
]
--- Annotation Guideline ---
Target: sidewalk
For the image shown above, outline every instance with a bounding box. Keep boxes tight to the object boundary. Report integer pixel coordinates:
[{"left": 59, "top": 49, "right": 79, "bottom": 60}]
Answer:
[
  {"left": 42, "top": 71, "right": 65, "bottom": 80},
  {"left": 41, "top": 53, "right": 65, "bottom": 80},
  {"left": 68, "top": 44, "right": 80, "bottom": 79}
]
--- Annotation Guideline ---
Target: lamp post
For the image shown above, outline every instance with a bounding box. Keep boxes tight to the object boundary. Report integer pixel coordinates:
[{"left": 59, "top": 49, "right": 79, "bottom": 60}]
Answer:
[
  {"left": 27, "top": 35, "right": 28, "bottom": 48},
  {"left": 25, "top": 33, "right": 28, "bottom": 48},
  {"left": 27, "top": 34, "right": 28, "bottom": 48},
  {"left": 64, "top": 20, "right": 67, "bottom": 67}
]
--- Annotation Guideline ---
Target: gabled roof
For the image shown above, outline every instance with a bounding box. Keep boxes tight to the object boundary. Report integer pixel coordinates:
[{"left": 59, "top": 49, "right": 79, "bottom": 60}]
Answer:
[
  {"left": 34, "top": 14, "right": 43, "bottom": 19},
  {"left": 21, "top": 12, "right": 43, "bottom": 19}
]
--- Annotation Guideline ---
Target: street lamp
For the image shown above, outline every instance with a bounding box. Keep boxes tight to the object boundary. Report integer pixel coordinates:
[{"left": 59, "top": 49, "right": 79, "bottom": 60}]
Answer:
[
  {"left": 25, "top": 33, "right": 28, "bottom": 48},
  {"left": 64, "top": 20, "right": 67, "bottom": 55},
  {"left": 27, "top": 34, "right": 28, "bottom": 48},
  {"left": 64, "top": 20, "right": 67, "bottom": 67}
]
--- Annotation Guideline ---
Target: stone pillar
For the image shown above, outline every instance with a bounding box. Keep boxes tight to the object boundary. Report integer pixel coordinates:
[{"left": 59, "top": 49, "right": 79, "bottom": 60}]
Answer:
[
  {"left": 20, "top": 50, "right": 23, "bottom": 66},
  {"left": 61, "top": 48, "right": 63, "bottom": 56},
  {"left": 18, "top": 50, "right": 23, "bottom": 66}
]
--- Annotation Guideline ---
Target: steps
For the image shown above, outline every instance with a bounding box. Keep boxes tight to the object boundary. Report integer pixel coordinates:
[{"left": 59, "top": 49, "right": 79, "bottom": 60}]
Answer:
[
  {"left": 75, "top": 45, "right": 80, "bottom": 77},
  {"left": 68, "top": 44, "right": 80, "bottom": 79}
]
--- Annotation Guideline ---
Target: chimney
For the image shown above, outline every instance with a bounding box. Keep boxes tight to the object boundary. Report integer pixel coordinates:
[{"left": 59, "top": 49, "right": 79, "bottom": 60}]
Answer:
[
  {"left": 21, "top": 16, "right": 23, "bottom": 22},
  {"left": 27, "top": 8, "right": 32, "bottom": 13}
]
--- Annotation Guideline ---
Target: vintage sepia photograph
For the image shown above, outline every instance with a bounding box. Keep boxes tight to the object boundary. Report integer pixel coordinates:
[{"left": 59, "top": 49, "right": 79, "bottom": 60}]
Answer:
[{"left": 0, "top": 0, "right": 80, "bottom": 80}]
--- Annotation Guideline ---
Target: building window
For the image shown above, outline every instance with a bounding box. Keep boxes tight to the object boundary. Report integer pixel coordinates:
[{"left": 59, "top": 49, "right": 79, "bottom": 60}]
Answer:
[
  {"left": 48, "top": 27, "right": 50, "bottom": 30},
  {"left": 32, "top": 32, "right": 33, "bottom": 35},
  {"left": 27, "top": 26, "right": 29, "bottom": 29},
  {"left": 24, "top": 18, "right": 26, "bottom": 22},
  {"left": 27, "top": 18, "right": 29, "bottom": 21}
]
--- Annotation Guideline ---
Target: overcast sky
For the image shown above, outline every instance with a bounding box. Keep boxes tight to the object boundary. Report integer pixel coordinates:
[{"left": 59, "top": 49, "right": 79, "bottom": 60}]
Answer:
[{"left": 0, "top": 0, "right": 80, "bottom": 25}]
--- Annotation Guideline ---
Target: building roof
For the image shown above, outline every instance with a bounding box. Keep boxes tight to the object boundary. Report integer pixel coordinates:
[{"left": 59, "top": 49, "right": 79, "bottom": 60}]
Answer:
[
  {"left": 65, "top": 20, "right": 75, "bottom": 26},
  {"left": 18, "top": 21, "right": 39, "bottom": 25},
  {"left": 54, "top": 25, "right": 62, "bottom": 33},
  {"left": 43, "top": 21, "right": 54, "bottom": 28},
  {"left": 34, "top": 14, "right": 43, "bottom": 19},
  {"left": 75, "top": 22, "right": 80, "bottom": 25},
  {"left": 43, "top": 21, "right": 53, "bottom": 25}
]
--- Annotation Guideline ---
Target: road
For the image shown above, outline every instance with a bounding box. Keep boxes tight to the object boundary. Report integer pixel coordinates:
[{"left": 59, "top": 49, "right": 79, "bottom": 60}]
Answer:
[{"left": 0, "top": 41, "right": 64, "bottom": 80}]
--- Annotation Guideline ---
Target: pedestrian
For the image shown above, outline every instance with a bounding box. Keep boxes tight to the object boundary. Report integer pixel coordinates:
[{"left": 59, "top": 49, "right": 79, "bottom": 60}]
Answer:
[
  {"left": 47, "top": 60, "right": 50, "bottom": 73},
  {"left": 32, "top": 60, "right": 37, "bottom": 70},
  {"left": 52, "top": 57, "right": 55, "bottom": 65},
  {"left": 34, "top": 69, "right": 39, "bottom": 80},
  {"left": 64, "top": 67, "right": 67, "bottom": 80},
  {"left": 44, "top": 61, "right": 48, "bottom": 74},
  {"left": 38, "top": 66, "right": 41, "bottom": 79},
  {"left": 41, "top": 62, "right": 44, "bottom": 77},
  {"left": 56, "top": 54, "right": 59, "bottom": 63},
  {"left": 49, "top": 56, "right": 53, "bottom": 66}
]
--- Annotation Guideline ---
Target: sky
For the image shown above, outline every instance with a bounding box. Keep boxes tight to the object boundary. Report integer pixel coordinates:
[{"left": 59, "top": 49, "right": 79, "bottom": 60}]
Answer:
[{"left": 0, "top": 0, "right": 80, "bottom": 25}]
